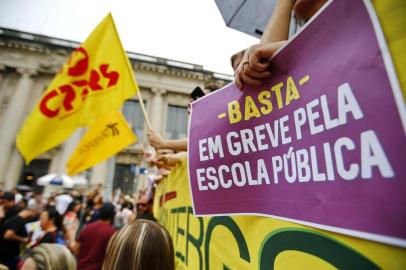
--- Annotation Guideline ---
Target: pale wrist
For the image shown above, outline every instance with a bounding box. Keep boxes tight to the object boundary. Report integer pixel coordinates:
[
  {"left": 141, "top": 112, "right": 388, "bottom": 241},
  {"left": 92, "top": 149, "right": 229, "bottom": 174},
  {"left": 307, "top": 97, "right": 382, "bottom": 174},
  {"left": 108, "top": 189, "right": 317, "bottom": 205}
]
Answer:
[
  {"left": 277, "top": 0, "right": 295, "bottom": 7},
  {"left": 161, "top": 139, "right": 169, "bottom": 148}
]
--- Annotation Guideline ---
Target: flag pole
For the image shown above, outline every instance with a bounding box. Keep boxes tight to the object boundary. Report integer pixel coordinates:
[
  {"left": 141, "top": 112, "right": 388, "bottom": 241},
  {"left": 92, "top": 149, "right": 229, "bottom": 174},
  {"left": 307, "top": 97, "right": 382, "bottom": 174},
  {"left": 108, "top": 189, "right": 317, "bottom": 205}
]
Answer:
[
  {"left": 109, "top": 13, "right": 152, "bottom": 130},
  {"left": 136, "top": 90, "right": 152, "bottom": 130}
]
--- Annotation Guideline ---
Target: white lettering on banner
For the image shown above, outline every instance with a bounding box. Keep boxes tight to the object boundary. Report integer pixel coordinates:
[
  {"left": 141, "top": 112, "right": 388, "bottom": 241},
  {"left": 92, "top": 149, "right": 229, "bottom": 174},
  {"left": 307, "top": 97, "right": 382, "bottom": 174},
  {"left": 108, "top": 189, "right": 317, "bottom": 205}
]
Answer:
[
  {"left": 196, "top": 159, "right": 270, "bottom": 191},
  {"left": 199, "top": 139, "right": 208, "bottom": 161},
  {"left": 283, "top": 147, "right": 297, "bottom": 183},
  {"left": 323, "top": 142, "right": 335, "bottom": 181},
  {"left": 208, "top": 135, "right": 224, "bottom": 159},
  {"left": 245, "top": 161, "right": 257, "bottom": 185},
  {"left": 219, "top": 165, "right": 232, "bottom": 188},
  {"left": 255, "top": 125, "right": 269, "bottom": 151},
  {"left": 196, "top": 130, "right": 394, "bottom": 191},
  {"left": 272, "top": 156, "right": 283, "bottom": 184},
  {"left": 257, "top": 159, "right": 270, "bottom": 185},
  {"left": 221, "top": 83, "right": 366, "bottom": 155},
  {"left": 265, "top": 120, "right": 279, "bottom": 147},
  {"left": 335, "top": 137, "right": 359, "bottom": 180},
  {"left": 240, "top": 129, "right": 257, "bottom": 153},
  {"left": 227, "top": 132, "right": 241, "bottom": 156},
  {"left": 296, "top": 149, "right": 311, "bottom": 182},
  {"left": 320, "top": 95, "right": 339, "bottom": 130},
  {"left": 195, "top": 82, "right": 395, "bottom": 192},
  {"left": 294, "top": 107, "right": 306, "bottom": 140},
  {"left": 307, "top": 98, "right": 324, "bottom": 135},
  {"left": 271, "top": 131, "right": 394, "bottom": 185},
  {"left": 207, "top": 167, "right": 219, "bottom": 190},
  {"left": 337, "top": 83, "right": 364, "bottom": 125},
  {"left": 196, "top": 168, "right": 208, "bottom": 190},
  {"left": 232, "top": 163, "right": 246, "bottom": 187},
  {"left": 360, "top": 130, "right": 394, "bottom": 178},
  {"left": 293, "top": 83, "right": 364, "bottom": 140},
  {"left": 310, "top": 146, "right": 327, "bottom": 181},
  {"left": 199, "top": 135, "right": 224, "bottom": 161},
  {"left": 280, "top": 115, "right": 292, "bottom": 144}
]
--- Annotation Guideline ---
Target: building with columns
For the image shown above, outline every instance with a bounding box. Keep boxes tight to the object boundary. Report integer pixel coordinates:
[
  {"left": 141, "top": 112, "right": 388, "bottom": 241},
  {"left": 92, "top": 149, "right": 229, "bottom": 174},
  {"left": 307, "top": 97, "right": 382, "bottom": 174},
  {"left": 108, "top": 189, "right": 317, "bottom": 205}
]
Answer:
[{"left": 0, "top": 27, "right": 231, "bottom": 194}]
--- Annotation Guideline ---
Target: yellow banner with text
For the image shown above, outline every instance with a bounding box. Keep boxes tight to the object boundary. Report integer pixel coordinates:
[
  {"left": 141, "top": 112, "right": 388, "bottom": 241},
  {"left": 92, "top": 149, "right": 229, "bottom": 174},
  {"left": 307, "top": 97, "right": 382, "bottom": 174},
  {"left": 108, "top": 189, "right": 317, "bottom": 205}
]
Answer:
[{"left": 154, "top": 160, "right": 406, "bottom": 270}]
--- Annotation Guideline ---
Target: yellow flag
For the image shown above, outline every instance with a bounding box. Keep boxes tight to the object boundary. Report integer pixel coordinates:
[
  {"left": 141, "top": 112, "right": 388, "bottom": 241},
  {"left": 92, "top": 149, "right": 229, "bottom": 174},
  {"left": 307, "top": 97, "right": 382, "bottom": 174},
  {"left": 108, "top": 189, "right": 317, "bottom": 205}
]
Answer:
[
  {"left": 66, "top": 111, "right": 136, "bottom": 176},
  {"left": 373, "top": 0, "right": 406, "bottom": 100},
  {"left": 16, "top": 13, "right": 138, "bottom": 163}
]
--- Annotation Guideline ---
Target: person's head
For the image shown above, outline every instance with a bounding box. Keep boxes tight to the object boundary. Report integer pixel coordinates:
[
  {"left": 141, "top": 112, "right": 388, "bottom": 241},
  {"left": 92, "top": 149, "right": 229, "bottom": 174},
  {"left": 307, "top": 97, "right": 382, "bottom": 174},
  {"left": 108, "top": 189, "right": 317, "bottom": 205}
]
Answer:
[
  {"left": 99, "top": 202, "right": 116, "bottom": 223},
  {"left": 40, "top": 207, "right": 62, "bottom": 231},
  {"left": 103, "top": 220, "right": 174, "bottom": 270},
  {"left": 46, "top": 196, "right": 56, "bottom": 207},
  {"left": 188, "top": 86, "right": 206, "bottom": 114},
  {"left": 21, "top": 244, "right": 76, "bottom": 270},
  {"left": 231, "top": 49, "right": 245, "bottom": 72},
  {"left": 66, "top": 200, "right": 81, "bottom": 213},
  {"left": 136, "top": 195, "right": 152, "bottom": 215},
  {"left": 121, "top": 201, "right": 134, "bottom": 211},
  {"left": 15, "top": 194, "right": 27, "bottom": 209},
  {"left": 92, "top": 193, "right": 103, "bottom": 206},
  {"left": 1, "top": 191, "right": 15, "bottom": 210},
  {"left": 204, "top": 82, "right": 219, "bottom": 93},
  {"left": 190, "top": 86, "right": 206, "bottom": 102},
  {"left": 293, "top": 0, "right": 327, "bottom": 21}
]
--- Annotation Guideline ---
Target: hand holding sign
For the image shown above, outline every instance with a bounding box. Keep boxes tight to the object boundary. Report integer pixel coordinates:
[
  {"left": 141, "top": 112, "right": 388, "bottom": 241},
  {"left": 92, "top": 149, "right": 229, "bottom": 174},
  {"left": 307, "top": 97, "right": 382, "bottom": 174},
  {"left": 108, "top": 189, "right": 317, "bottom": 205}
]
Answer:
[
  {"left": 189, "top": 0, "right": 406, "bottom": 247},
  {"left": 235, "top": 41, "right": 287, "bottom": 90}
]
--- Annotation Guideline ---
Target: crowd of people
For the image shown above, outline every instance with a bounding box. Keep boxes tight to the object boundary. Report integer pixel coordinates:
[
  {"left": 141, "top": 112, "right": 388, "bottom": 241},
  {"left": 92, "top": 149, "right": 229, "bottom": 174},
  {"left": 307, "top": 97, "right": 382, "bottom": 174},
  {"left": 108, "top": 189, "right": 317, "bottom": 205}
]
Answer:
[
  {"left": 0, "top": 188, "right": 170, "bottom": 270},
  {"left": 0, "top": 0, "right": 329, "bottom": 269}
]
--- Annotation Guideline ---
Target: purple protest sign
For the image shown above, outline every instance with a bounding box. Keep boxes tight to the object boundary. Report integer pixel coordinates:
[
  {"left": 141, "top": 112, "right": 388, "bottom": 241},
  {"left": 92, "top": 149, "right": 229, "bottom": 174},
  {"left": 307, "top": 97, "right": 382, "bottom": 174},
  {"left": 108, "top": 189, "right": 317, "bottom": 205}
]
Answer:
[{"left": 188, "top": 0, "right": 406, "bottom": 247}]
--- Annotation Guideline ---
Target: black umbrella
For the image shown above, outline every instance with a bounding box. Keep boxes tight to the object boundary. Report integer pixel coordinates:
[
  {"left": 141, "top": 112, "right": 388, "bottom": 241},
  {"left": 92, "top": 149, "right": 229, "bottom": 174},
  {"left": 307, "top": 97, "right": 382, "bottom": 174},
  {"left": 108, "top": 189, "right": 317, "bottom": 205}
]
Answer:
[{"left": 214, "top": 0, "right": 276, "bottom": 38}]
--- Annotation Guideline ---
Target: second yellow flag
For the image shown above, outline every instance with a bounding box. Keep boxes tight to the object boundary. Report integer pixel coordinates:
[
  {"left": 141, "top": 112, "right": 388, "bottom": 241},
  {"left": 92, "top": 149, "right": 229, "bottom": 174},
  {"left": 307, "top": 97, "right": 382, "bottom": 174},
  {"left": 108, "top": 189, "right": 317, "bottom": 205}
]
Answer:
[{"left": 66, "top": 111, "right": 136, "bottom": 176}]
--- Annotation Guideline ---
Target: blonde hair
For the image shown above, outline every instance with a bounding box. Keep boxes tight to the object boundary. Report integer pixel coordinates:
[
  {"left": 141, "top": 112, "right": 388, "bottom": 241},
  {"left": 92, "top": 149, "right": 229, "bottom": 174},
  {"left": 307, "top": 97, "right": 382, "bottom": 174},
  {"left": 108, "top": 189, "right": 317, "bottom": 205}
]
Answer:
[
  {"left": 103, "top": 220, "right": 174, "bottom": 270},
  {"left": 25, "top": 244, "right": 76, "bottom": 270}
]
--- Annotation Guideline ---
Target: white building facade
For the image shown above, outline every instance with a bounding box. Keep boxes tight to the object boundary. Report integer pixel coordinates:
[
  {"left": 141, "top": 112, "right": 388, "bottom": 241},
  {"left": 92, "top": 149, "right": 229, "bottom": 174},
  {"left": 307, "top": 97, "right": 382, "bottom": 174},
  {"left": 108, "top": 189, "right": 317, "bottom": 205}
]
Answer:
[{"left": 0, "top": 27, "right": 231, "bottom": 194}]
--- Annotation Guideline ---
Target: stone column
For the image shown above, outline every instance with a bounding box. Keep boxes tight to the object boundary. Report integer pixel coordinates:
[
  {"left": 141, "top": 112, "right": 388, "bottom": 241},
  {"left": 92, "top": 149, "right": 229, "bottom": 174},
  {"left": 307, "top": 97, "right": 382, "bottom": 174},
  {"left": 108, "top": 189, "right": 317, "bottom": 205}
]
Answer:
[
  {"left": 0, "top": 68, "right": 36, "bottom": 189},
  {"left": 90, "top": 161, "right": 108, "bottom": 188},
  {"left": 3, "top": 149, "right": 23, "bottom": 190},
  {"left": 54, "top": 129, "right": 84, "bottom": 174},
  {"left": 48, "top": 148, "right": 63, "bottom": 174},
  {"left": 150, "top": 88, "right": 166, "bottom": 132},
  {"left": 103, "top": 157, "right": 115, "bottom": 201},
  {"left": 42, "top": 129, "right": 83, "bottom": 196},
  {"left": 0, "top": 65, "right": 5, "bottom": 86},
  {"left": 5, "top": 75, "right": 46, "bottom": 189}
]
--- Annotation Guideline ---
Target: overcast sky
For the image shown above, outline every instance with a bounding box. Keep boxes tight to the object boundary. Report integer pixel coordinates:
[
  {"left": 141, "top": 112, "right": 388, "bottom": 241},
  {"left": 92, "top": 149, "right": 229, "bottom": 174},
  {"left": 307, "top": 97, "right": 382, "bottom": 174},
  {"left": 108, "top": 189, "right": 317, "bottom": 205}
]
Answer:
[{"left": 0, "top": 0, "right": 258, "bottom": 75}]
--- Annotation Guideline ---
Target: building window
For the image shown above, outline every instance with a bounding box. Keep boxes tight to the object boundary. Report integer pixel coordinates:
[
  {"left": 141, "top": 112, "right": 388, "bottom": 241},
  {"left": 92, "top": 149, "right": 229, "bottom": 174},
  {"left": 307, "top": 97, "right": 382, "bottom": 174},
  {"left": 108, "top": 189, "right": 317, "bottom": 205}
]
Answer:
[
  {"left": 166, "top": 105, "right": 188, "bottom": 140},
  {"left": 123, "top": 100, "right": 145, "bottom": 142},
  {"left": 113, "top": 163, "right": 136, "bottom": 194},
  {"left": 20, "top": 159, "right": 51, "bottom": 191}
]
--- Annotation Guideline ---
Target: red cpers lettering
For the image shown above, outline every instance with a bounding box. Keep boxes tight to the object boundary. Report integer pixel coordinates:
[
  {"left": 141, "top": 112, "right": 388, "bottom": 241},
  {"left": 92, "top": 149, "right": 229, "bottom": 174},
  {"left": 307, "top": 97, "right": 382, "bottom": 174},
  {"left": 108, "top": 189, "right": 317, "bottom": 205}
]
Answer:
[{"left": 39, "top": 47, "right": 120, "bottom": 118}]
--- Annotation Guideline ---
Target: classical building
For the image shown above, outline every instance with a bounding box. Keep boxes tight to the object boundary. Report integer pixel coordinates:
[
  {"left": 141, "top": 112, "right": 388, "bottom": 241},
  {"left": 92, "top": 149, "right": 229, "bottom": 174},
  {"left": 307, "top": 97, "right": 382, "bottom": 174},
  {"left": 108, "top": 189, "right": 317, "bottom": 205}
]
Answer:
[{"left": 0, "top": 27, "right": 231, "bottom": 194}]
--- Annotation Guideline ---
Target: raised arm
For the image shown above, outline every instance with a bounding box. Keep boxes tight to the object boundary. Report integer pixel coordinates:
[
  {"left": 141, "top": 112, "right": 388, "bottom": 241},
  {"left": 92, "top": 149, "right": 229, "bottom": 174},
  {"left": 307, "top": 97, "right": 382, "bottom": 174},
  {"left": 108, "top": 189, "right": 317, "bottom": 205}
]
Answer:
[
  {"left": 147, "top": 129, "right": 187, "bottom": 152},
  {"left": 260, "top": 0, "right": 295, "bottom": 44},
  {"left": 235, "top": 0, "right": 294, "bottom": 89}
]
